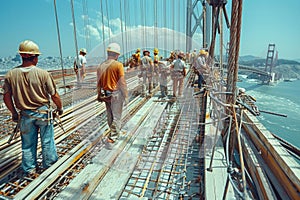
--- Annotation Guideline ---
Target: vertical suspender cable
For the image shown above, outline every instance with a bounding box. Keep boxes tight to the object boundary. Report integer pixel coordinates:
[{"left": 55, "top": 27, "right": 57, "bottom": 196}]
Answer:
[
  {"left": 177, "top": 0, "right": 180, "bottom": 50},
  {"left": 100, "top": 0, "right": 106, "bottom": 52},
  {"left": 53, "top": 0, "right": 66, "bottom": 94},
  {"left": 172, "top": 0, "right": 175, "bottom": 50},
  {"left": 140, "top": 0, "right": 146, "bottom": 48},
  {"left": 163, "top": 0, "right": 167, "bottom": 57},
  {"left": 82, "top": 0, "right": 91, "bottom": 51},
  {"left": 154, "top": 0, "right": 158, "bottom": 49},
  {"left": 105, "top": 0, "right": 111, "bottom": 43},
  {"left": 124, "top": 0, "right": 129, "bottom": 55},
  {"left": 70, "top": 0, "right": 79, "bottom": 67},
  {"left": 119, "top": 0, "right": 125, "bottom": 63}
]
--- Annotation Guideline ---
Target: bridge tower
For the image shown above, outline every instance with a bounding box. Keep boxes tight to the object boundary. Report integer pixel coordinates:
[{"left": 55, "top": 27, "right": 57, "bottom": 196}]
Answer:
[
  {"left": 264, "top": 43, "right": 276, "bottom": 83},
  {"left": 186, "top": 0, "right": 211, "bottom": 52}
]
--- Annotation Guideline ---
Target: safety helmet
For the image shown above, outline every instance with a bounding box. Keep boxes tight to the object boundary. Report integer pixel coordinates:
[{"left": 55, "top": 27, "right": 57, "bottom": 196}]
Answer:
[
  {"left": 80, "top": 48, "right": 87, "bottom": 54},
  {"left": 178, "top": 51, "right": 185, "bottom": 58},
  {"left": 107, "top": 43, "right": 121, "bottom": 54},
  {"left": 199, "top": 49, "right": 206, "bottom": 55},
  {"left": 154, "top": 48, "right": 159, "bottom": 54},
  {"left": 18, "top": 40, "right": 41, "bottom": 57},
  {"left": 136, "top": 48, "right": 140, "bottom": 53},
  {"left": 143, "top": 49, "right": 150, "bottom": 55}
]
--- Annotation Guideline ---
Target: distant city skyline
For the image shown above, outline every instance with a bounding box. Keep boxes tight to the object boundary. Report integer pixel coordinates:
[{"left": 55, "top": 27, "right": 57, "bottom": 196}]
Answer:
[{"left": 0, "top": 0, "right": 299, "bottom": 60}]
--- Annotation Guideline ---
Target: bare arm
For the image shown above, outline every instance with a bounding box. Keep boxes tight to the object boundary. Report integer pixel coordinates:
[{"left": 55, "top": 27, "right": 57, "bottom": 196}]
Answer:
[
  {"left": 119, "top": 76, "right": 128, "bottom": 99},
  {"left": 51, "top": 92, "right": 62, "bottom": 110},
  {"left": 3, "top": 92, "right": 18, "bottom": 121},
  {"left": 3, "top": 92, "right": 17, "bottom": 115}
]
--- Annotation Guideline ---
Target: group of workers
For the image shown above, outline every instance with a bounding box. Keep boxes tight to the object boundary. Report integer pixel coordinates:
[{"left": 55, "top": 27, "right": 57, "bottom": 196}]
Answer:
[{"left": 2, "top": 39, "right": 210, "bottom": 175}]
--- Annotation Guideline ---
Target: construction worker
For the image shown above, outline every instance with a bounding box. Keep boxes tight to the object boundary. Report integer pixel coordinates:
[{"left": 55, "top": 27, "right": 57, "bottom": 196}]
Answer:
[
  {"left": 195, "top": 49, "right": 209, "bottom": 90},
  {"left": 3, "top": 40, "right": 63, "bottom": 174},
  {"left": 97, "top": 43, "right": 128, "bottom": 145},
  {"left": 140, "top": 49, "right": 154, "bottom": 96},
  {"left": 168, "top": 51, "right": 176, "bottom": 63},
  {"left": 158, "top": 61, "right": 170, "bottom": 99},
  {"left": 135, "top": 48, "right": 141, "bottom": 65},
  {"left": 153, "top": 48, "right": 160, "bottom": 88},
  {"left": 74, "top": 48, "right": 87, "bottom": 85},
  {"left": 170, "top": 51, "right": 186, "bottom": 98}
]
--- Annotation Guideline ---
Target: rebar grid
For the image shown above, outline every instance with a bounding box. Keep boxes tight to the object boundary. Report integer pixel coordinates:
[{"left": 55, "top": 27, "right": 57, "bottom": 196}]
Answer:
[{"left": 120, "top": 87, "right": 204, "bottom": 199}]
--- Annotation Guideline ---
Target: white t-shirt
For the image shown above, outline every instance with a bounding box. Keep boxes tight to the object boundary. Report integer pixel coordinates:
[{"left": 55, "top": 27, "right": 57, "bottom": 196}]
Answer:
[{"left": 77, "top": 54, "right": 87, "bottom": 68}]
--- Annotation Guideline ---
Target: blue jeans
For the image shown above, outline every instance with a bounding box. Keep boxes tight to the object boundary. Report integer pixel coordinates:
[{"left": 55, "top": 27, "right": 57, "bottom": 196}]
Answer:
[
  {"left": 20, "top": 105, "right": 58, "bottom": 173},
  {"left": 198, "top": 74, "right": 204, "bottom": 88}
]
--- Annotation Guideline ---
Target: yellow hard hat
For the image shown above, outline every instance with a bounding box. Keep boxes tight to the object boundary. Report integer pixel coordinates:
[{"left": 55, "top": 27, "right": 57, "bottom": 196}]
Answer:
[
  {"left": 18, "top": 40, "right": 41, "bottom": 56},
  {"left": 154, "top": 48, "right": 159, "bottom": 54},
  {"left": 199, "top": 49, "right": 206, "bottom": 55},
  {"left": 136, "top": 48, "right": 140, "bottom": 53}
]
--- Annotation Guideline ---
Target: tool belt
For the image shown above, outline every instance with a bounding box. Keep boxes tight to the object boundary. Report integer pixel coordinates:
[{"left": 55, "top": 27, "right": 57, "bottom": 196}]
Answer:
[
  {"left": 20, "top": 108, "right": 53, "bottom": 123},
  {"left": 97, "top": 89, "right": 112, "bottom": 103}
]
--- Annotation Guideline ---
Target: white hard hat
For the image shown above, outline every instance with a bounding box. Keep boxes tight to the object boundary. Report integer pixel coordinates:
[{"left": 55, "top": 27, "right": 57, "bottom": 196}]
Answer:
[
  {"left": 18, "top": 40, "right": 41, "bottom": 56},
  {"left": 80, "top": 48, "right": 87, "bottom": 54},
  {"left": 107, "top": 43, "right": 121, "bottom": 54}
]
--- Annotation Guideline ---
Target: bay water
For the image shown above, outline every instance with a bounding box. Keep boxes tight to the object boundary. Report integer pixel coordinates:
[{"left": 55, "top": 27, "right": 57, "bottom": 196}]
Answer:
[{"left": 238, "top": 77, "right": 300, "bottom": 148}]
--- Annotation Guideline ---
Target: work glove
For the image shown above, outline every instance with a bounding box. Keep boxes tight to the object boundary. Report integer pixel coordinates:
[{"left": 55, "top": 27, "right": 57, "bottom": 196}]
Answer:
[
  {"left": 57, "top": 108, "right": 63, "bottom": 116},
  {"left": 12, "top": 113, "right": 19, "bottom": 122}
]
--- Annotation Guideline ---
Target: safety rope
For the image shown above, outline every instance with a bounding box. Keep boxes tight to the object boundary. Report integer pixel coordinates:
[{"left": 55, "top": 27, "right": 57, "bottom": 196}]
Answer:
[{"left": 53, "top": 0, "right": 66, "bottom": 94}]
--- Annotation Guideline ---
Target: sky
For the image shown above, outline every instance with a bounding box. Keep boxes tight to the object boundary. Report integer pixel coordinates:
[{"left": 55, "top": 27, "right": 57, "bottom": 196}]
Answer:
[{"left": 0, "top": 0, "right": 299, "bottom": 61}]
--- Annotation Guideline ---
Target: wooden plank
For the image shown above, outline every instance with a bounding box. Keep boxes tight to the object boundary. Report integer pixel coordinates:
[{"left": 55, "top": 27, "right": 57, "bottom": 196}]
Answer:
[
  {"left": 243, "top": 110, "right": 300, "bottom": 199},
  {"left": 55, "top": 99, "right": 166, "bottom": 199},
  {"left": 241, "top": 133, "right": 277, "bottom": 199}
]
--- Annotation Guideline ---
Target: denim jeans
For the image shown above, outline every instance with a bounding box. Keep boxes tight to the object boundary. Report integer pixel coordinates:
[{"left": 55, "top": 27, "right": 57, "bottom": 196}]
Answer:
[
  {"left": 20, "top": 105, "right": 58, "bottom": 173},
  {"left": 198, "top": 74, "right": 204, "bottom": 88},
  {"left": 105, "top": 90, "right": 125, "bottom": 140}
]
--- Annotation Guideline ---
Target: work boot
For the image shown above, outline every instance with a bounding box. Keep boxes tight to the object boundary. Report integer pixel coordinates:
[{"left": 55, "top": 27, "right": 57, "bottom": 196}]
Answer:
[{"left": 148, "top": 83, "right": 153, "bottom": 94}]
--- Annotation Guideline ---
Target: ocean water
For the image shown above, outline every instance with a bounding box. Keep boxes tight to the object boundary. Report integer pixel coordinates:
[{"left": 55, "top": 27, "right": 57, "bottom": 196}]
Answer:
[{"left": 238, "top": 77, "right": 300, "bottom": 148}]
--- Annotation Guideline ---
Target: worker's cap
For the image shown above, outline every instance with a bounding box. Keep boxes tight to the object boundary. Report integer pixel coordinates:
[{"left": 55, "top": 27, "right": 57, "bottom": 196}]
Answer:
[
  {"left": 199, "top": 49, "right": 206, "bottom": 55},
  {"left": 107, "top": 43, "right": 121, "bottom": 54},
  {"left": 80, "top": 48, "right": 87, "bottom": 54},
  {"left": 18, "top": 40, "right": 41, "bottom": 57}
]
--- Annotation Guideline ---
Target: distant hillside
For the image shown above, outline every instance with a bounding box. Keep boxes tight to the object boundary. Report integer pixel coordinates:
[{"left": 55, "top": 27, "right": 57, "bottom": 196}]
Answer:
[
  {"left": 238, "top": 56, "right": 300, "bottom": 80},
  {"left": 239, "top": 58, "right": 300, "bottom": 67}
]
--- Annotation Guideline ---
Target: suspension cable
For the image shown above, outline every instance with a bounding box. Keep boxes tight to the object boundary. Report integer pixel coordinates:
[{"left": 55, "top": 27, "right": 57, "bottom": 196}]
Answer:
[
  {"left": 70, "top": 0, "right": 79, "bottom": 64},
  {"left": 163, "top": 0, "right": 167, "bottom": 57},
  {"left": 154, "top": 0, "right": 158, "bottom": 49},
  {"left": 105, "top": 0, "right": 111, "bottom": 43},
  {"left": 100, "top": 0, "right": 106, "bottom": 52},
  {"left": 119, "top": 0, "right": 125, "bottom": 63},
  {"left": 53, "top": 0, "right": 66, "bottom": 94},
  {"left": 82, "top": 0, "right": 91, "bottom": 51}
]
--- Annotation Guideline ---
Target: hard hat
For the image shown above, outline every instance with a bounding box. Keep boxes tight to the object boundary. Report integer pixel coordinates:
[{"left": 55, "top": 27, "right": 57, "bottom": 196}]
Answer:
[
  {"left": 80, "top": 48, "right": 87, "bottom": 54},
  {"left": 143, "top": 49, "right": 150, "bottom": 54},
  {"left": 107, "top": 43, "right": 121, "bottom": 54},
  {"left": 136, "top": 48, "right": 140, "bottom": 52},
  {"left": 18, "top": 40, "right": 41, "bottom": 56},
  {"left": 178, "top": 51, "right": 185, "bottom": 58},
  {"left": 154, "top": 48, "right": 159, "bottom": 54},
  {"left": 200, "top": 49, "right": 206, "bottom": 55}
]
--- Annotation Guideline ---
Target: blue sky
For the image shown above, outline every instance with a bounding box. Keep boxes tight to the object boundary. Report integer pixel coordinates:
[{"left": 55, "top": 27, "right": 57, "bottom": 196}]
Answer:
[{"left": 0, "top": 0, "right": 299, "bottom": 60}]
